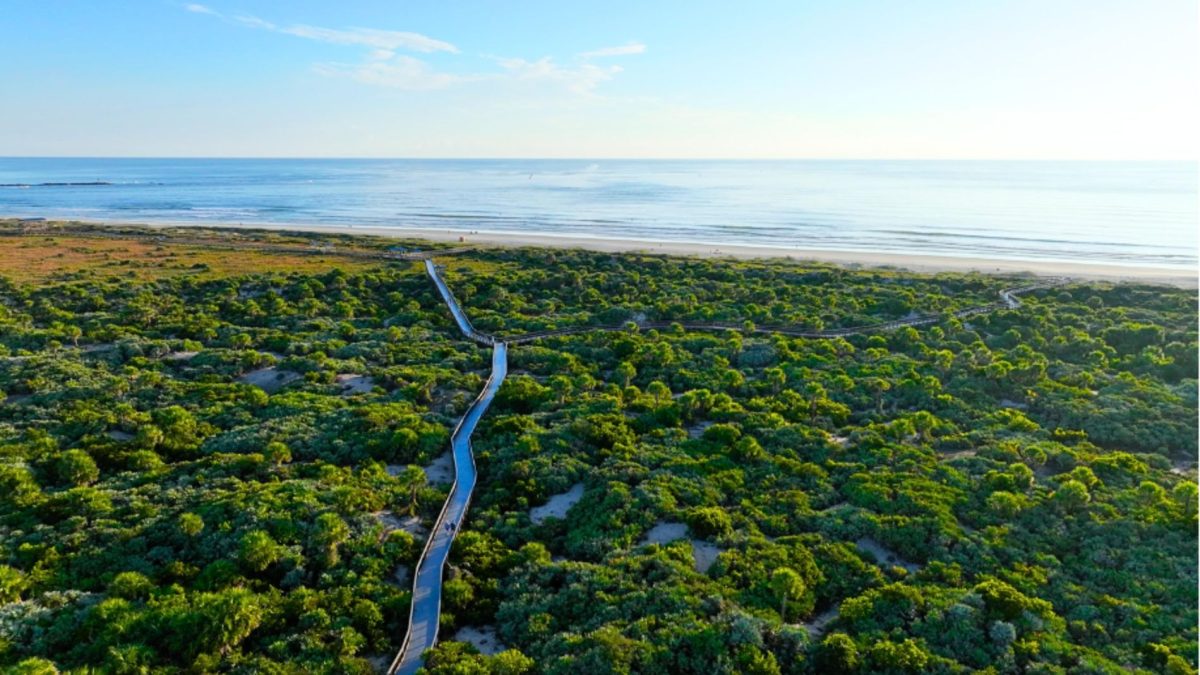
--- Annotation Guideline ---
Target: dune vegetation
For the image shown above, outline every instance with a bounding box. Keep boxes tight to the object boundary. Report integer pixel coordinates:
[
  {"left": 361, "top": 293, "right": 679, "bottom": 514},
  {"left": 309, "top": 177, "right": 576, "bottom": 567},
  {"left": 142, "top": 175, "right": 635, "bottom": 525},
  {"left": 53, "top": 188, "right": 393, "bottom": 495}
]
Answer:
[{"left": 1, "top": 225, "right": 1195, "bottom": 674}]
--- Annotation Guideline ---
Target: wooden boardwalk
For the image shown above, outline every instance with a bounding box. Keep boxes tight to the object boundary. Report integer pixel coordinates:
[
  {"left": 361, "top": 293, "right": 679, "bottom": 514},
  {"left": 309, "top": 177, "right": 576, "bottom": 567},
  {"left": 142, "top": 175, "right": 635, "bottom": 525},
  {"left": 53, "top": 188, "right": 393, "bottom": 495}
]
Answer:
[
  {"left": 386, "top": 259, "right": 1062, "bottom": 672},
  {"left": 388, "top": 265, "right": 506, "bottom": 674}
]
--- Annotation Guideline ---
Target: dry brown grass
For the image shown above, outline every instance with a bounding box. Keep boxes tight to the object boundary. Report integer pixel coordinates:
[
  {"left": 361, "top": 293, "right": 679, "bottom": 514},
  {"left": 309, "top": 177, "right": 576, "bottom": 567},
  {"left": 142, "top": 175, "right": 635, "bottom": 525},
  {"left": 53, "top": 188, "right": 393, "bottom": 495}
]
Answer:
[{"left": 0, "top": 235, "right": 382, "bottom": 283}]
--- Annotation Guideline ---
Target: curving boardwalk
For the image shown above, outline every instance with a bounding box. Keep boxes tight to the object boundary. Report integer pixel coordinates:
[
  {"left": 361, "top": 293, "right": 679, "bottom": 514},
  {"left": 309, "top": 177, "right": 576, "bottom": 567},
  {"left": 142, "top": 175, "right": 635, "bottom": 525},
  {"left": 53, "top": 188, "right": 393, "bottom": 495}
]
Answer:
[
  {"left": 424, "top": 259, "right": 497, "bottom": 346},
  {"left": 389, "top": 344, "right": 507, "bottom": 674},
  {"left": 388, "top": 261, "right": 1062, "bottom": 673},
  {"left": 428, "top": 261, "right": 1062, "bottom": 348},
  {"left": 389, "top": 265, "right": 507, "bottom": 675}
]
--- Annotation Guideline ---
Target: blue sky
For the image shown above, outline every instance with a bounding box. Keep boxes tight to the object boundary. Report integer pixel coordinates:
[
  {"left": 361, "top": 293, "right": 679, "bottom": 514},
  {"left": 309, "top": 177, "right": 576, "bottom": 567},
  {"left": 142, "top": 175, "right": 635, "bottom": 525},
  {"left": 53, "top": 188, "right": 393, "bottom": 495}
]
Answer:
[{"left": 0, "top": 0, "right": 1196, "bottom": 158}]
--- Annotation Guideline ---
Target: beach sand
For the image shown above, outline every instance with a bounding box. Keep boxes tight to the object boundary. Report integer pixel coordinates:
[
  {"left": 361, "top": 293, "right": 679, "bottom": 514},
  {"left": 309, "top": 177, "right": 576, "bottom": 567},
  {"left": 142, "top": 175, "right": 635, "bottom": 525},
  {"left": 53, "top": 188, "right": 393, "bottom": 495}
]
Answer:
[{"left": 12, "top": 218, "right": 1199, "bottom": 287}]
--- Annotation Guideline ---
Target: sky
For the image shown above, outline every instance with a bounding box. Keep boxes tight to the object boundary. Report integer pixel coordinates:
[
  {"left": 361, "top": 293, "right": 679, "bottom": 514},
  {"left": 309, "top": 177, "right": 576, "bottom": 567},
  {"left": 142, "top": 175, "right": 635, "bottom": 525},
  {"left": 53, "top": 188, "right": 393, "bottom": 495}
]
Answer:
[{"left": 0, "top": 0, "right": 1196, "bottom": 159}]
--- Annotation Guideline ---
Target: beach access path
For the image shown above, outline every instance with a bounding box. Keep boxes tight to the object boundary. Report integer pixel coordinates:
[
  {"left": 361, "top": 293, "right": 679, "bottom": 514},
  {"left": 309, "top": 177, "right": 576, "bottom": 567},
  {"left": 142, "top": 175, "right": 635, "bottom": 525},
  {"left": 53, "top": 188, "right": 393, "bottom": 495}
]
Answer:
[
  {"left": 423, "top": 259, "right": 496, "bottom": 346},
  {"left": 388, "top": 257, "right": 1061, "bottom": 673},
  {"left": 388, "top": 266, "right": 506, "bottom": 675}
]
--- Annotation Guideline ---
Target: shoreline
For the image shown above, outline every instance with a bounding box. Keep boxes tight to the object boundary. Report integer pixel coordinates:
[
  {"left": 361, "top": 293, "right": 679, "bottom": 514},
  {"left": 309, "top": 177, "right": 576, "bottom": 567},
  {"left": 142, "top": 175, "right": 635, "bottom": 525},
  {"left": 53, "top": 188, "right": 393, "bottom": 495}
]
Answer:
[{"left": 8, "top": 216, "right": 1198, "bottom": 287}]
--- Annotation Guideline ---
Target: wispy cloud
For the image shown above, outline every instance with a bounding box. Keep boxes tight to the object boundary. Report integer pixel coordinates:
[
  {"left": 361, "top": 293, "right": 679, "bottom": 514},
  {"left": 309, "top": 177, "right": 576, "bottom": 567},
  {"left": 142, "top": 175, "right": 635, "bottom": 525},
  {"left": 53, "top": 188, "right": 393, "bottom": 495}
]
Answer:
[
  {"left": 580, "top": 43, "right": 646, "bottom": 58},
  {"left": 314, "top": 56, "right": 464, "bottom": 90},
  {"left": 185, "top": 5, "right": 634, "bottom": 95},
  {"left": 185, "top": 5, "right": 461, "bottom": 89},
  {"left": 276, "top": 25, "right": 457, "bottom": 54},
  {"left": 495, "top": 57, "right": 621, "bottom": 95},
  {"left": 229, "top": 14, "right": 275, "bottom": 31},
  {"left": 188, "top": 5, "right": 458, "bottom": 53}
]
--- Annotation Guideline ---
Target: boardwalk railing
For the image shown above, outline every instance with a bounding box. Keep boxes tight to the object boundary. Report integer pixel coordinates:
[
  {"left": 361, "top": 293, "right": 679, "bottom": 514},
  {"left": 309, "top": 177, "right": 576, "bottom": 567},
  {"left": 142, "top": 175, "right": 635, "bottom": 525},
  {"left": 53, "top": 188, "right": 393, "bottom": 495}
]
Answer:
[
  {"left": 389, "top": 261, "right": 506, "bottom": 674},
  {"left": 423, "top": 260, "right": 499, "bottom": 346},
  {"left": 387, "top": 260, "right": 1065, "bottom": 674},
  {"left": 389, "top": 344, "right": 506, "bottom": 675}
]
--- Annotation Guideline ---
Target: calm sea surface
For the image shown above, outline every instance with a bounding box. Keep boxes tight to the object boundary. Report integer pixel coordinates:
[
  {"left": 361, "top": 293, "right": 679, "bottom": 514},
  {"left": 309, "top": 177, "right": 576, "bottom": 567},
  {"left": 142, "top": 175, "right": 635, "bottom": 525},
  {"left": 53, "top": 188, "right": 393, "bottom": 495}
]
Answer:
[{"left": 1, "top": 158, "right": 1195, "bottom": 269}]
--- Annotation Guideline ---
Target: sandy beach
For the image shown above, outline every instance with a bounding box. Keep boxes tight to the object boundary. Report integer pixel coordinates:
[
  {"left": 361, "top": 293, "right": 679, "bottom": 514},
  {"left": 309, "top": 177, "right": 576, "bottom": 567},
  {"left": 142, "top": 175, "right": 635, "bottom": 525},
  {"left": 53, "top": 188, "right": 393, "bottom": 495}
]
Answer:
[
  {"left": 9, "top": 217, "right": 1199, "bottom": 287},
  {"left": 372, "top": 226, "right": 1198, "bottom": 287}
]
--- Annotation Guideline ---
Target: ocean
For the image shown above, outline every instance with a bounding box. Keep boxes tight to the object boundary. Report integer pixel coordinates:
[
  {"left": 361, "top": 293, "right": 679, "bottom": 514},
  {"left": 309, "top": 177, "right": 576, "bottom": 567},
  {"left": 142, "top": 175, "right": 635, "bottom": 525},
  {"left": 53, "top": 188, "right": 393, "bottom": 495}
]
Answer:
[{"left": 0, "top": 158, "right": 1195, "bottom": 269}]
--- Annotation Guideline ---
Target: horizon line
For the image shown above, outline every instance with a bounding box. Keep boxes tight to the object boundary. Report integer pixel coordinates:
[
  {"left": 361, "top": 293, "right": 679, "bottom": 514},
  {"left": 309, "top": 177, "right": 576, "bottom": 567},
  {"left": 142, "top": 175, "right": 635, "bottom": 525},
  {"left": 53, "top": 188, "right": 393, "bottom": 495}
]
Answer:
[{"left": 1, "top": 155, "right": 1194, "bottom": 162}]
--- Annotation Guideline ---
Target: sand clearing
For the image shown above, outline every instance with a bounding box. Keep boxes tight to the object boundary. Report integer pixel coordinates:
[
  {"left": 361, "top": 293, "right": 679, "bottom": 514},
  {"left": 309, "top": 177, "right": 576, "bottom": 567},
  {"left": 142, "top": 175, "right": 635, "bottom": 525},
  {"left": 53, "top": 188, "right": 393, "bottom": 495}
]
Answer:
[
  {"left": 801, "top": 607, "right": 840, "bottom": 639},
  {"left": 392, "top": 564, "right": 410, "bottom": 586},
  {"left": 856, "top": 537, "right": 921, "bottom": 573},
  {"left": 336, "top": 373, "right": 375, "bottom": 395},
  {"left": 687, "top": 421, "right": 714, "bottom": 439},
  {"left": 79, "top": 343, "right": 115, "bottom": 354},
  {"left": 419, "top": 451, "right": 454, "bottom": 485},
  {"left": 640, "top": 521, "right": 723, "bottom": 572},
  {"left": 1171, "top": 460, "right": 1197, "bottom": 477},
  {"left": 452, "top": 626, "right": 507, "bottom": 656},
  {"left": 374, "top": 511, "right": 427, "bottom": 539},
  {"left": 237, "top": 366, "right": 300, "bottom": 393},
  {"left": 384, "top": 462, "right": 449, "bottom": 485},
  {"left": 641, "top": 521, "right": 688, "bottom": 545},
  {"left": 530, "top": 482, "right": 584, "bottom": 524},
  {"left": 691, "top": 540, "right": 722, "bottom": 573},
  {"left": 163, "top": 350, "right": 198, "bottom": 361}
]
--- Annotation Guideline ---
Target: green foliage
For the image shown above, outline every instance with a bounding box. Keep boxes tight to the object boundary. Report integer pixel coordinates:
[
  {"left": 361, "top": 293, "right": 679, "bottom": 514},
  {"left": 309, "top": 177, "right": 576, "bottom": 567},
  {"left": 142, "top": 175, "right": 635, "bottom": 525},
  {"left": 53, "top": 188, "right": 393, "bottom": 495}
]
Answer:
[
  {"left": 178, "top": 512, "right": 205, "bottom": 537},
  {"left": 0, "top": 234, "right": 1195, "bottom": 673},
  {"left": 0, "top": 260, "right": 464, "bottom": 670},
  {"left": 770, "top": 567, "right": 806, "bottom": 621},
  {"left": 239, "top": 530, "right": 283, "bottom": 572},
  {"left": 1053, "top": 479, "right": 1091, "bottom": 512},
  {"left": 108, "top": 571, "right": 153, "bottom": 601},
  {"left": 51, "top": 449, "right": 99, "bottom": 486},
  {"left": 10, "top": 658, "right": 59, "bottom": 674},
  {"left": 422, "top": 642, "right": 536, "bottom": 674},
  {"left": 686, "top": 506, "right": 733, "bottom": 538},
  {"left": 0, "top": 564, "right": 26, "bottom": 603},
  {"left": 815, "top": 633, "right": 860, "bottom": 674},
  {"left": 455, "top": 248, "right": 1196, "bottom": 674},
  {"left": 867, "top": 638, "right": 932, "bottom": 673}
]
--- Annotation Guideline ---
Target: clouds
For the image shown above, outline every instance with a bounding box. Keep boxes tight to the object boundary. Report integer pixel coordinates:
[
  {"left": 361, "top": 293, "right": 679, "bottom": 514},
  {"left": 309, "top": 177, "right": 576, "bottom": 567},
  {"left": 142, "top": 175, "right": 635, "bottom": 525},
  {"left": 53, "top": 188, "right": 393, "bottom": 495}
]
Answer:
[
  {"left": 494, "top": 57, "right": 621, "bottom": 95},
  {"left": 186, "top": 5, "right": 457, "bottom": 54},
  {"left": 580, "top": 43, "right": 646, "bottom": 58},
  {"left": 314, "top": 56, "right": 464, "bottom": 90},
  {"left": 271, "top": 25, "right": 458, "bottom": 54},
  {"left": 184, "top": 5, "right": 643, "bottom": 95},
  {"left": 487, "top": 41, "right": 644, "bottom": 95}
]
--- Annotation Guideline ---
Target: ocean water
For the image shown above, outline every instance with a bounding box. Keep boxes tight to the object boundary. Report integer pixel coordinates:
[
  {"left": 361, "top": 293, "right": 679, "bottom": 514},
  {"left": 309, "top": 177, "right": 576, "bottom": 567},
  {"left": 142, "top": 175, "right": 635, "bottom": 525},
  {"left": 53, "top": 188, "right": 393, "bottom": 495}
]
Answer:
[{"left": 0, "top": 158, "right": 1195, "bottom": 269}]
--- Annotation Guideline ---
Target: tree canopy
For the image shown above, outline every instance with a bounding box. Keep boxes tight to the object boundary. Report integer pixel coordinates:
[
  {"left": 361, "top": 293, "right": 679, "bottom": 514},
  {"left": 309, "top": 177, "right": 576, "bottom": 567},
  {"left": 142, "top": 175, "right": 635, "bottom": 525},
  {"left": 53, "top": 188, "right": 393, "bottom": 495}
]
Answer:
[{"left": 0, "top": 225, "right": 1195, "bottom": 673}]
